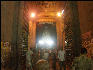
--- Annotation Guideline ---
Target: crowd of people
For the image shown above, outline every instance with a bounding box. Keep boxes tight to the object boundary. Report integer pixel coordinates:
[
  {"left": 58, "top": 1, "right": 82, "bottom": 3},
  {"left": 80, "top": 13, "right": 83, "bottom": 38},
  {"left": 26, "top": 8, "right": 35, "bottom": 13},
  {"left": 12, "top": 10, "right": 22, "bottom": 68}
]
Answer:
[{"left": 26, "top": 47, "right": 93, "bottom": 70}]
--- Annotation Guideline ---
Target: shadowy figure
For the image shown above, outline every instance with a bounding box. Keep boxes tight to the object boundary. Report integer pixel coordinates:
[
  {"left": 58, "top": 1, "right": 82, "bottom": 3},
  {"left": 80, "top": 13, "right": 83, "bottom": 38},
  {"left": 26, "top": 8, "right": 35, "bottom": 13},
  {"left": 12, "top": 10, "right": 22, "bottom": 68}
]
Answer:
[{"left": 52, "top": 48, "right": 57, "bottom": 70}]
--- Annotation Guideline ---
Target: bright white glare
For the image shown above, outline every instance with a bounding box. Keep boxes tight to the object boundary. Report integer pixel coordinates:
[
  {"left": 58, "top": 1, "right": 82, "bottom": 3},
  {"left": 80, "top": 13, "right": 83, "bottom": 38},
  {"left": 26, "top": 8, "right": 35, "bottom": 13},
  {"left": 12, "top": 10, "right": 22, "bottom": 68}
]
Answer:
[
  {"left": 65, "top": 41, "right": 67, "bottom": 43},
  {"left": 62, "top": 10, "right": 64, "bottom": 14},
  {"left": 57, "top": 12, "right": 61, "bottom": 17},
  {"left": 38, "top": 39, "right": 54, "bottom": 46},
  {"left": 30, "top": 13, "right": 35, "bottom": 18},
  {"left": 39, "top": 40, "right": 44, "bottom": 45},
  {"left": 46, "top": 40, "right": 54, "bottom": 46}
]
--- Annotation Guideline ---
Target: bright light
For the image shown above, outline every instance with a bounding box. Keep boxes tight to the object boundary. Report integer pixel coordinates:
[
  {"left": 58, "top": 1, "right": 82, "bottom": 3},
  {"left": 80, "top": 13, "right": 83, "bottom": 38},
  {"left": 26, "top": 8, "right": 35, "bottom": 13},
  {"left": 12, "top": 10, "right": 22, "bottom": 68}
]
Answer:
[
  {"left": 39, "top": 40, "right": 44, "bottom": 45},
  {"left": 57, "top": 12, "right": 61, "bottom": 17},
  {"left": 65, "top": 41, "right": 67, "bottom": 43},
  {"left": 46, "top": 40, "right": 54, "bottom": 46},
  {"left": 30, "top": 13, "right": 35, "bottom": 18},
  {"left": 62, "top": 10, "right": 64, "bottom": 14},
  {"left": 38, "top": 39, "right": 54, "bottom": 46}
]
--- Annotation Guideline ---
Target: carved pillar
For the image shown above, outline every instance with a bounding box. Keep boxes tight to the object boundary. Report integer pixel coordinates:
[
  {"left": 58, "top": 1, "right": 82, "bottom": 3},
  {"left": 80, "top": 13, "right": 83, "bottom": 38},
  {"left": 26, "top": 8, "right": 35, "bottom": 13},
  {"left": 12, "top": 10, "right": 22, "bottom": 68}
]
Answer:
[
  {"left": 62, "top": 30, "right": 65, "bottom": 50},
  {"left": 64, "top": 2, "right": 82, "bottom": 65},
  {"left": 59, "top": 22, "right": 62, "bottom": 48},
  {"left": 28, "top": 21, "right": 36, "bottom": 49},
  {"left": 33, "top": 21, "right": 36, "bottom": 48},
  {"left": 28, "top": 21, "right": 33, "bottom": 48},
  {"left": 56, "top": 22, "right": 60, "bottom": 48},
  {"left": 56, "top": 20, "right": 63, "bottom": 49}
]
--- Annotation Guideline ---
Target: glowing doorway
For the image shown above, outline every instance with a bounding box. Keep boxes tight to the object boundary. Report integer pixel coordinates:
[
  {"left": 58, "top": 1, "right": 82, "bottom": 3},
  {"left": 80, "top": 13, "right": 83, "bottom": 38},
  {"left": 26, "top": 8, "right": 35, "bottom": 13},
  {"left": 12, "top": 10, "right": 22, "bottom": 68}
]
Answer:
[{"left": 36, "top": 22, "right": 57, "bottom": 49}]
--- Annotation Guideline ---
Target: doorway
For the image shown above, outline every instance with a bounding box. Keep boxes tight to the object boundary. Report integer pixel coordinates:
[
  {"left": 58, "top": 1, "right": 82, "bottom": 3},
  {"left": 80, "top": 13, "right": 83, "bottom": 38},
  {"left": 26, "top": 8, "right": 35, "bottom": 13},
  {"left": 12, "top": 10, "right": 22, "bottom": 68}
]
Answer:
[{"left": 36, "top": 22, "right": 57, "bottom": 50}]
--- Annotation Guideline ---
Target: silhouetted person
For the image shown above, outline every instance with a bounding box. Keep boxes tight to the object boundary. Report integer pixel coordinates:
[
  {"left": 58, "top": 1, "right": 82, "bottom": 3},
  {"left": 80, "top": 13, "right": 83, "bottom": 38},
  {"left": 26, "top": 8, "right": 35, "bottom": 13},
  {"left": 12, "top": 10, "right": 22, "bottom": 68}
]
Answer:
[
  {"left": 52, "top": 48, "right": 57, "bottom": 70},
  {"left": 72, "top": 48, "right": 93, "bottom": 70},
  {"left": 32, "top": 48, "right": 39, "bottom": 70}
]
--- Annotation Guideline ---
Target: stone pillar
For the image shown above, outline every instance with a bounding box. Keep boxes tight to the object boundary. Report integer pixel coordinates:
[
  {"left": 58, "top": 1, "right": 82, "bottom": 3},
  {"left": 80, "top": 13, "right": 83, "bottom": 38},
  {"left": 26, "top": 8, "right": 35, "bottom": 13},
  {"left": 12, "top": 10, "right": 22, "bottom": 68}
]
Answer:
[
  {"left": 28, "top": 21, "right": 36, "bottom": 48},
  {"left": 64, "top": 1, "right": 82, "bottom": 58},
  {"left": 62, "top": 30, "right": 65, "bottom": 50},
  {"left": 59, "top": 22, "right": 62, "bottom": 48},
  {"left": 56, "top": 20, "right": 64, "bottom": 49},
  {"left": 28, "top": 21, "right": 33, "bottom": 48},
  {"left": 56, "top": 22, "right": 60, "bottom": 48},
  {"left": 33, "top": 21, "right": 36, "bottom": 48}
]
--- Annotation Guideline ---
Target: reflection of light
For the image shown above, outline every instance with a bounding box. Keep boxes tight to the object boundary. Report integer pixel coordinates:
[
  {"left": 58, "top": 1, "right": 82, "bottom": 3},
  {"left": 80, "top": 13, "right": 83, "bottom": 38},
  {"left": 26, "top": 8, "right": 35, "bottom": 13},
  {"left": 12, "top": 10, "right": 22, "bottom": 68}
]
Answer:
[
  {"left": 57, "top": 12, "right": 61, "bottom": 17},
  {"left": 62, "top": 10, "right": 64, "bottom": 14},
  {"left": 38, "top": 39, "right": 54, "bottom": 46},
  {"left": 30, "top": 13, "right": 35, "bottom": 18},
  {"left": 65, "top": 41, "right": 67, "bottom": 43},
  {"left": 46, "top": 40, "right": 54, "bottom": 46},
  {"left": 39, "top": 40, "right": 44, "bottom": 45}
]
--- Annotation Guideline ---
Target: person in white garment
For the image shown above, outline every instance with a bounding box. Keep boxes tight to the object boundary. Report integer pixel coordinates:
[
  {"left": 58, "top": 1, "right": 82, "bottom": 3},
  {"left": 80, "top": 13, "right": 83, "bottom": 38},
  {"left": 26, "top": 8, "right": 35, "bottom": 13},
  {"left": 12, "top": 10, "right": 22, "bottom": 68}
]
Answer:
[
  {"left": 43, "top": 50, "right": 49, "bottom": 61},
  {"left": 26, "top": 47, "right": 33, "bottom": 70},
  {"left": 58, "top": 48, "right": 66, "bottom": 70}
]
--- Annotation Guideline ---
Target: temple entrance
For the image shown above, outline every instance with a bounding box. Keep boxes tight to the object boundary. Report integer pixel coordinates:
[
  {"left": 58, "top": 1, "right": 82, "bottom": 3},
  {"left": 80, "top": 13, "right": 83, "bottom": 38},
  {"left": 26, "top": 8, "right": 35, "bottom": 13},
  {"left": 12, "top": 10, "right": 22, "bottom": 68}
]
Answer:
[
  {"left": 35, "top": 22, "right": 57, "bottom": 70},
  {"left": 1, "top": 1, "right": 84, "bottom": 70},
  {"left": 27, "top": 1, "right": 65, "bottom": 70},
  {"left": 36, "top": 22, "right": 57, "bottom": 50}
]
